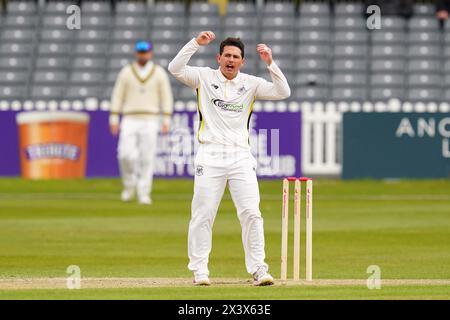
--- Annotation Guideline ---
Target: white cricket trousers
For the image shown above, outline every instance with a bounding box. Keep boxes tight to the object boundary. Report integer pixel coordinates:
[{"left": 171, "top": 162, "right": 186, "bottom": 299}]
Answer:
[
  {"left": 118, "top": 116, "right": 159, "bottom": 198},
  {"left": 188, "top": 145, "right": 269, "bottom": 276}
]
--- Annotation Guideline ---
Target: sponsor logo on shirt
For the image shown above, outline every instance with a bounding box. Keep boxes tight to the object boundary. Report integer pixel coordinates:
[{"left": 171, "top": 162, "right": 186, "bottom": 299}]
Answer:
[
  {"left": 211, "top": 83, "right": 219, "bottom": 90},
  {"left": 211, "top": 99, "right": 244, "bottom": 113}
]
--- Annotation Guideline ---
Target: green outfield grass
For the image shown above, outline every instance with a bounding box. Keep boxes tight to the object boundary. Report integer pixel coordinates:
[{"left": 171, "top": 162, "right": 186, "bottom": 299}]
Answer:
[{"left": 0, "top": 178, "right": 449, "bottom": 299}]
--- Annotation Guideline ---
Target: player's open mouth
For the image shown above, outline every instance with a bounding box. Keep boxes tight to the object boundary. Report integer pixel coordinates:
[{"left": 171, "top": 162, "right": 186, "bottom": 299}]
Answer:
[{"left": 226, "top": 64, "right": 234, "bottom": 71}]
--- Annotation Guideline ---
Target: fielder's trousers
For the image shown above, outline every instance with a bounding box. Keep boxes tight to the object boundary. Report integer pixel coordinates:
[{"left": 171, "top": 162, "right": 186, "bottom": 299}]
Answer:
[
  {"left": 118, "top": 116, "right": 159, "bottom": 199},
  {"left": 188, "top": 144, "right": 269, "bottom": 276}
]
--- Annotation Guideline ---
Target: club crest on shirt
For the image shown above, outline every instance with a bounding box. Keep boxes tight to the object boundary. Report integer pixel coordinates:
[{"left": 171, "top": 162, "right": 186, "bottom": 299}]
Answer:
[
  {"left": 211, "top": 83, "right": 219, "bottom": 90},
  {"left": 237, "top": 85, "right": 247, "bottom": 95},
  {"left": 195, "top": 165, "right": 204, "bottom": 176}
]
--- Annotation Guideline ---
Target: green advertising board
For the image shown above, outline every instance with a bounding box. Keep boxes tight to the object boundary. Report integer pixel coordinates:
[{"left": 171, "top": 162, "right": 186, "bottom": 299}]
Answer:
[{"left": 343, "top": 113, "right": 450, "bottom": 179}]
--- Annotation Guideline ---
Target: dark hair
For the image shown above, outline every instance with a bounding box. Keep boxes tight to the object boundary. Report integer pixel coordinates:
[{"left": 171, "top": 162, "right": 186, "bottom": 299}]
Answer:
[{"left": 219, "top": 37, "right": 245, "bottom": 58}]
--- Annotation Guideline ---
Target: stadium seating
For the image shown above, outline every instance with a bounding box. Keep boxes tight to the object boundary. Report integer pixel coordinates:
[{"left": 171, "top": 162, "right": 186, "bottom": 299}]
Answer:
[{"left": 0, "top": 0, "right": 446, "bottom": 103}]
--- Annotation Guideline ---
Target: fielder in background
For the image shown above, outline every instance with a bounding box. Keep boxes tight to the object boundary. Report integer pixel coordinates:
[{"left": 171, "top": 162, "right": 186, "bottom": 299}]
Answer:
[
  {"left": 168, "top": 31, "right": 291, "bottom": 286},
  {"left": 110, "top": 40, "right": 173, "bottom": 205}
]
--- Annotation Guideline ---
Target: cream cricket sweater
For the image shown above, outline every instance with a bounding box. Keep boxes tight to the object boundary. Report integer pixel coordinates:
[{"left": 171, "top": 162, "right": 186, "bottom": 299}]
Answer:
[{"left": 109, "top": 61, "right": 174, "bottom": 126}]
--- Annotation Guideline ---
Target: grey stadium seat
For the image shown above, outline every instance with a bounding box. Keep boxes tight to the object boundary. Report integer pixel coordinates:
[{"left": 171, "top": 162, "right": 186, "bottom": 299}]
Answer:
[
  {"left": 188, "top": 16, "right": 221, "bottom": 29},
  {"left": 408, "top": 17, "right": 439, "bottom": 31},
  {"left": 333, "top": 45, "right": 367, "bottom": 58},
  {"left": 33, "top": 70, "right": 68, "bottom": 83},
  {"left": 298, "top": 31, "right": 330, "bottom": 43},
  {"left": 331, "top": 87, "right": 367, "bottom": 101},
  {"left": 332, "top": 73, "right": 367, "bottom": 86},
  {"left": 443, "top": 89, "right": 450, "bottom": 100},
  {"left": 333, "top": 31, "right": 368, "bottom": 43},
  {"left": 153, "top": 43, "right": 183, "bottom": 57},
  {"left": 81, "top": 2, "right": 111, "bottom": 15},
  {"left": 296, "top": 44, "right": 330, "bottom": 59},
  {"left": 380, "top": 17, "right": 406, "bottom": 30},
  {"left": 407, "top": 45, "right": 440, "bottom": 58},
  {"left": 190, "top": 2, "right": 219, "bottom": 16},
  {"left": 222, "top": 29, "right": 256, "bottom": 44},
  {"left": 116, "top": 2, "right": 147, "bottom": 15},
  {"left": 8, "top": 1, "right": 37, "bottom": 14},
  {"left": 295, "top": 58, "right": 329, "bottom": 72},
  {"left": 334, "top": 17, "right": 366, "bottom": 30},
  {"left": 75, "top": 29, "right": 110, "bottom": 41},
  {"left": 0, "top": 57, "right": 29, "bottom": 69},
  {"left": 0, "top": 28, "right": 35, "bottom": 41},
  {"left": 264, "top": 2, "right": 296, "bottom": 16},
  {"left": 332, "top": 59, "right": 366, "bottom": 72},
  {"left": 72, "top": 58, "right": 106, "bottom": 70},
  {"left": 261, "top": 30, "right": 295, "bottom": 43},
  {"left": 371, "top": 45, "right": 405, "bottom": 58},
  {"left": 0, "top": 43, "right": 33, "bottom": 55},
  {"left": 297, "top": 16, "right": 331, "bottom": 29},
  {"left": 152, "top": 2, "right": 185, "bottom": 16},
  {"left": 80, "top": 15, "right": 111, "bottom": 28},
  {"left": 224, "top": 16, "right": 258, "bottom": 29},
  {"left": 0, "top": 86, "right": 26, "bottom": 100},
  {"left": 299, "top": 3, "right": 330, "bottom": 16},
  {"left": 406, "top": 88, "right": 442, "bottom": 102},
  {"left": 0, "top": 71, "right": 27, "bottom": 83},
  {"left": 408, "top": 74, "right": 442, "bottom": 87},
  {"left": 371, "top": 59, "right": 405, "bottom": 72},
  {"left": 407, "top": 59, "right": 440, "bottom": 72},
  {"left": 152, "top": 16, "right": 186, "bottom": 30},
  {"left": 370, "top": 74, "right": 404, "bottom": 86},
  {"left": 108, "top": 58, "right": 130, "bottom": 72},
  {"left": 271, "top": 44, "right": 295, "bottom": 57},
  {"left": 408, "top": 32, "right": 441, "bottom": 44},
  {"left": 38, "top": 43, "right": 71, "bottom": 55},
  {"left": 335, "top": 3, "right": 363, "bottom": 16},
  {"left": 40, "top": 29, "right": 73, "bottom": 41},
  {"left": 44, "top": 1, "right": 72, "bottom": 14},
  {"left": 41, "top": 15, "right": 67, "bottom": 28},
  {"left": 262, "top": 16, "right": 296, "bottom": 29},
  {"left": 111, "top": 29, "right": 147, "bottom": 41},
  {"left": 31, "top": 86, "right": 64, "bottom": 99},
  {"left": 370, "top": 88, "right": 405, "bottom": 100},
  {"left": 227, "top": 2, "right": 256, "bottom": 16},
  {"left": 66, "top": 86, "right": 100, "bottom": 99},
  {"left": 294, "top": 73, "right": 329, "bottom": 87},
  {"left": 413, "top": 3, "right": 435, "bottom": 15},
  {"left": 74, "top": 43, "right": 108, "bottom": 55},
  {"left": 69, "top": 71, "right": 104, "bottom": 83},
  {"left": 35, "top": 57, "right": 69, "bottom": 68},
  {"left": 150, "top": 29, "right": 184, "bottom": 42},
  {"left": 443, "top": 75, "right": 450, "bottom": 86},
  {"left": 294, "top": 87, "right": 329, "bottom": 101},
  {"left": 3, "top": 15, "right": 37, "bottom": 27},
  {"left": 113, "top": 16, "right": 148, "bottom": 29},
  {"left": 371, "top": 31, "right": 405, "bottom": 44}
]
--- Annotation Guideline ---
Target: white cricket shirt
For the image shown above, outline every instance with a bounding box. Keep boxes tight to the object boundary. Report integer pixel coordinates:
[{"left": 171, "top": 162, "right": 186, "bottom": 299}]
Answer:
[{"left": 168, "top": 38, "right": 291, "bottom": 151}]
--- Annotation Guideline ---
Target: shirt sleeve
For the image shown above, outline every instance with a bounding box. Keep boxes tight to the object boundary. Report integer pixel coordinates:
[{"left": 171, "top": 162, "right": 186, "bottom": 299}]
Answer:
[
  {"left": 158, "top": 67, "right": 174, "bottom": 126},
  {"left": 109, "top": 67, "right": 127, "bottom": 126},
  {"left": 254, "top": 61, "right": 291, "bottom": 100},
  {"left": 167, "top": 38, "right": 202, "bottom": 89}
]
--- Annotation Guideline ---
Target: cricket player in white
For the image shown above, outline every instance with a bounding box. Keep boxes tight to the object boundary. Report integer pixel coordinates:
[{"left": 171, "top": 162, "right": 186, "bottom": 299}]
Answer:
[
  {"left": 110, "top": 41, "right": 173, "bottom": 205},
  {"left": 168, "top": 31, "right": 290, "bottom": 286}
]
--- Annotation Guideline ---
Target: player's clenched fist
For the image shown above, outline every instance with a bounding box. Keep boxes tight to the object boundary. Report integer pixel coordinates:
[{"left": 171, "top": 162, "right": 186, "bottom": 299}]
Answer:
[
  {"left": 196, "top": 31, "right": 216, "bottom": 46},
  {"left": 256, "top": 44, "right": 273, "bottom": 66}
]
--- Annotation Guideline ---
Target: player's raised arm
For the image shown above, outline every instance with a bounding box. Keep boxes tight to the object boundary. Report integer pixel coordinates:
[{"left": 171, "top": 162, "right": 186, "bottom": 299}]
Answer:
[
  {"left": 168, "top": 31, "right": 216, "bottom": 89},
  {"left": 255, "top": 44, "right": 291, "bottom": 100}
]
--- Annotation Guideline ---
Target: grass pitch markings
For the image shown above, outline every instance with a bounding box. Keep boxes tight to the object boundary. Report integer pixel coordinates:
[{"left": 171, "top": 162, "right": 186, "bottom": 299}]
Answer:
[{"left": 0, "top": 278, "right": 449, "bottom": 290}]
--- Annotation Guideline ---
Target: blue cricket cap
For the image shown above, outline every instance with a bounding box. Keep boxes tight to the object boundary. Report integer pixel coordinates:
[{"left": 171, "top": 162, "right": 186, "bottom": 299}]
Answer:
[{"left": 135, "top": 40, "right": 153, "bottom": 52}]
